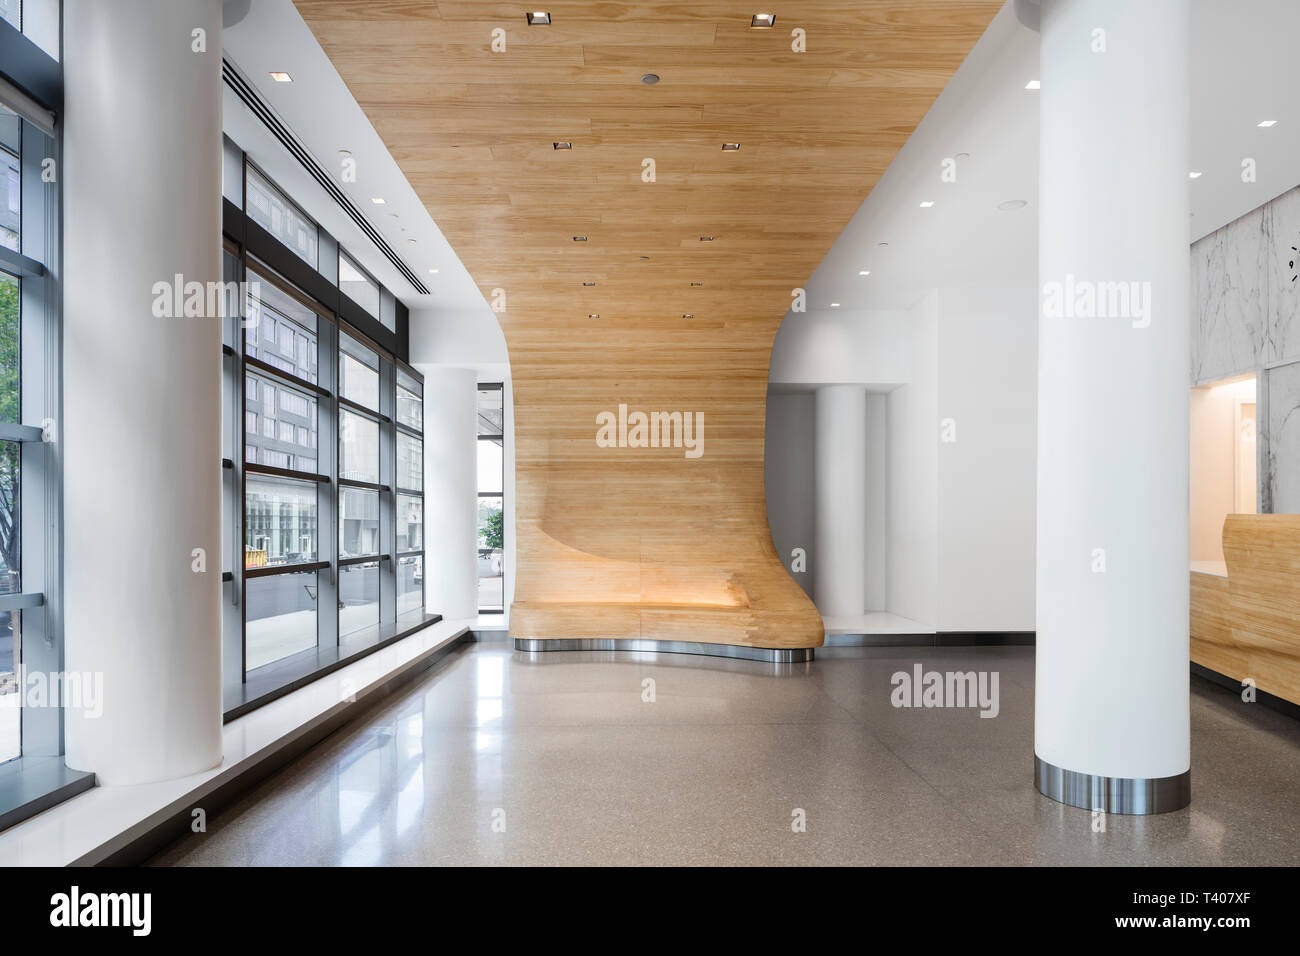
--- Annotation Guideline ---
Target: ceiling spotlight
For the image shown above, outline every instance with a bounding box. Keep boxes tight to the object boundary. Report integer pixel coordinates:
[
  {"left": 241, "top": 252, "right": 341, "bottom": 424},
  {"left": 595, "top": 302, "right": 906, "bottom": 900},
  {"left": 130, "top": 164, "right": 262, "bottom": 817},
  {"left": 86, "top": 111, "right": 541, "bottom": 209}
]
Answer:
[
  {"left": 370, "top": 197, "right": 386, "bottom": 204},
  {"left": 1188, "top": 171, "right": 1202, "bottom": 179},
  {"left": 583, "top": 281, "right": 596, "bottom": 286},
  {"left": 573, "top": 236, "right": 588, "bottom": 241},
  {"left": 269, "top": 71, "right": 293, "bottom": 83},
  {"left": 877, "top": 241, "right": 889, "bottom": 248},
  {"left": 830, "top": 303, "right": 841, "bottom": 308},
  {"left": 641, "top": 73, "right": 660, "bottom": 85},
  {"left": 428, "top": 268, "right": 439, "bottom": 274},
  {"left": 1024, "top": 79, "right": 1040, "bottom": 90},
  {"left": 919, "top": 200, "right": 935, "bottom": 208},
  {"left": 859, "top": 270, "right": 871, "bottom": 276},
  {"left": 699, "top": 236, "right": 715, "bottom": 241},
  {"left": 407, "top": 238, "right": 417, "bottom": 244},
  {"left": 955, "top": 152, "right": 970, "bottom": 160},
  {"left": 722, "top": 143, "right": 741, "bottom": 151},
  {"left": 682, "top": 313, "right": 694, "bottom": 318},
  {"left": 338, "top": 149, "right": 352, "bottom": 157},
  {"left": 997, "top": 199, "right": 1028, "bottom": 210},
  {"left": 751, "top": 13, "right": 776, "bottom": 29},
  {"left": 638, "top": 255, "right": 650, "bottom": 260},
  {"left": 526, "top": 12, "right": 551, "bottom": 26},
  {"left": 1258, "top": 119, "right": 1278, "bottom": 127},
  {"left": 690, "top": 281, "right": 704, "bottom": 286},
  {"left": 588, "top": 313, "right": 600, "bottom": 319},
  {"left": 553, "top": 141, "right": 572, "bottom": 150}
]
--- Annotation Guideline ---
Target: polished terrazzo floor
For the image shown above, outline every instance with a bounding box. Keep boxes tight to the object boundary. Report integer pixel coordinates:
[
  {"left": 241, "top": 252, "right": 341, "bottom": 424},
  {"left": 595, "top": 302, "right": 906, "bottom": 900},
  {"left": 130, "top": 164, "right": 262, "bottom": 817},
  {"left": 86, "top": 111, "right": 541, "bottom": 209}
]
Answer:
[{"left": 151, "top": 641, "right": 1300, "bottom": 866}]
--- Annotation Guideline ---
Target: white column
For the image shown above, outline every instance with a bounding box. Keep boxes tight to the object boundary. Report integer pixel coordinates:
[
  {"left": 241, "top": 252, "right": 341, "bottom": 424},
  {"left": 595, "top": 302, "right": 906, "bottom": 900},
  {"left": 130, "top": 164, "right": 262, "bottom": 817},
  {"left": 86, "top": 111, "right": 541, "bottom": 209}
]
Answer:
[
  {"left": 422, "top": 368, "right": 479, "bottom": 619},
  {"left": 814, "top": 385, "right": 867, "bottom": 618},
  {"left": 62, "top": 0, "right": 224, "bottom": 784},
  {"left": 1034, "top": 0, "right": 1191, "bottom": 810}
]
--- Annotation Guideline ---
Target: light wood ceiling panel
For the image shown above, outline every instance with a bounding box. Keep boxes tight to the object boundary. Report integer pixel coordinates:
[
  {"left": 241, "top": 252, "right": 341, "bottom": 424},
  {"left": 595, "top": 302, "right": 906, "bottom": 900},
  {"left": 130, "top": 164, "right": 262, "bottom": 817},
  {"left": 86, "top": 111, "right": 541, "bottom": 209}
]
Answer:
[{"left": 295, "top": 0, "right": 1000, "bottom": 648}]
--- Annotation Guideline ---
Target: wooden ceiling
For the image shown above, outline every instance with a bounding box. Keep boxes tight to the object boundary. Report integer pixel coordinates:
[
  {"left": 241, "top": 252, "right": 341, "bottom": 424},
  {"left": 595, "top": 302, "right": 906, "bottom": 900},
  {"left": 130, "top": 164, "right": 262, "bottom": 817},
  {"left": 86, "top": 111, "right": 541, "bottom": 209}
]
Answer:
[{"left": 296, "top": 0, "right": 1001, "bottom": 648}]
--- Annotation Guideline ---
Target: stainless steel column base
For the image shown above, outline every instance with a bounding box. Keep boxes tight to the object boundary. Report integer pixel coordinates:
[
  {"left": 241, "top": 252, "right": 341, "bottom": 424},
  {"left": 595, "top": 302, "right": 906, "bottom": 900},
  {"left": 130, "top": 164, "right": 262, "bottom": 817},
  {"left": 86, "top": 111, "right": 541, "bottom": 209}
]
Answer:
[
  {"left": 1034, "top": 756, "right": 1190, "bottom": 815},
  {"left": 513, "top": 638, "right": 815, "bottom": 664}
]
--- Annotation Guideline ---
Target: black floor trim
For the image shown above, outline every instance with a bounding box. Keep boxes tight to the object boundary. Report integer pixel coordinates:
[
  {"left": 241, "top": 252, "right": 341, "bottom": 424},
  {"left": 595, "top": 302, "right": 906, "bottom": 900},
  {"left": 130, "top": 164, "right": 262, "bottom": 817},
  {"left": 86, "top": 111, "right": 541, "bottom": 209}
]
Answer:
[{"left": 1190, "top": 662, "right": 1300, "bottom": 722}]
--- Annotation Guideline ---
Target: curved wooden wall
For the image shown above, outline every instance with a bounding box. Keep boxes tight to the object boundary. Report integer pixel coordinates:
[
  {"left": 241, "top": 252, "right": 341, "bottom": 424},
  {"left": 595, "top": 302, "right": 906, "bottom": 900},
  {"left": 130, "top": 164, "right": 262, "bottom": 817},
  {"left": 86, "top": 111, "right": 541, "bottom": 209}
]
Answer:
[{"left": 296, "top": 0, "right": 1002, "bottom": 648}]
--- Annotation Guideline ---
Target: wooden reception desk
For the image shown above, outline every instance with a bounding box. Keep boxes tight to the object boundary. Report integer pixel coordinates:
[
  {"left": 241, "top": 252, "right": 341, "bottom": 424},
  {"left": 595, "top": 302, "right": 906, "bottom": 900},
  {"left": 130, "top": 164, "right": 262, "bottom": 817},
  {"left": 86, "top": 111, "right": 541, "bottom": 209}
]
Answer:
[{"left": 1190, "top": 514, "right": 1300, "bottom": 706}]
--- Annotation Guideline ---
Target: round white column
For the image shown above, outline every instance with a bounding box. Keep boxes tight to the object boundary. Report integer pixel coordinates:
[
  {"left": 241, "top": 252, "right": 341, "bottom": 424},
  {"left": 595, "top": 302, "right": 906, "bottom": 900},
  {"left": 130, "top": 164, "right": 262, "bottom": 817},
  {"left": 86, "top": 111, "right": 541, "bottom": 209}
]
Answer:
[
  {"left": 813, "top": 385, "right": 867, "bottom": 618},
  {"left": 1034, "top": 0, "right": 1191, "bottom": 811},
  {"left": 421, "top": 368, "right": 479, "bottom": 619},
  {"left": 62, "top": 0, "right": 224, "bottom": 783}
]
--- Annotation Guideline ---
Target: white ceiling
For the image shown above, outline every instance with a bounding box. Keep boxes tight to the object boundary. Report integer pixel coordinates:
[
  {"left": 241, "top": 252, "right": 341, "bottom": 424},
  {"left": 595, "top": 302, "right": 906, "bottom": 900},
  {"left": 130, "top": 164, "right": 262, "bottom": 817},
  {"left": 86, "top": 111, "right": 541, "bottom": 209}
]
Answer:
[
  {"left": 222, "top": 0, "right": 494, "bottom": 324},
  {"left": 805, "top": 0, "right": 1300, "bottom": 312},
  {"left": 225, "top": 0, "right": 1300, "bottom": 327}
]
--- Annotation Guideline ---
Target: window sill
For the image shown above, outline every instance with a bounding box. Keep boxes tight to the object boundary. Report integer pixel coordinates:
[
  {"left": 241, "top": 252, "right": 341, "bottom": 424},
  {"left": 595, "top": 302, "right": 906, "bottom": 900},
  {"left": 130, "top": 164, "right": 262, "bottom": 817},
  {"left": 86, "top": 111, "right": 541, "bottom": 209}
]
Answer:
[
  {"left": 224, "top": 609, "right": 441, "bottom": 721},
  {"left": 0, "top": 756, "right": 95, "bottom": 835}
]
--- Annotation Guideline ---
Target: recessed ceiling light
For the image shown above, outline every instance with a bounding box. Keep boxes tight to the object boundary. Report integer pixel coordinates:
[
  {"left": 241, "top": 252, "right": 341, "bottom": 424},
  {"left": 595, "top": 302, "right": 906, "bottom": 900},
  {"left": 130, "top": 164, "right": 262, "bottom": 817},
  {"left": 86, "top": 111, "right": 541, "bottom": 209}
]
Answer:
[
  {"left": 699, "top": 236, "right": 715, "bottom": 241},
  {"left": 553, "top": 141, "right": 572, "bottom": 150},
  {"left": 858, "top": 270, "right": 871, "bottom": 276},
  {"left": 641, "top": 73, "right": 660, "bottom": 85},
  {"left": 583, "top": 281, "right": 596, "bottom": 286},
  {"left": 1188, "top": 171, "right": 1203, "bottom": 179},
  {"left": 1024, "top": 79, "right": 1040, "bottom": 90},
  {"left": 877, "top": 241, "right": 889, "bottom": 248},
  {"left": 1258, "top": 119, "right": 1278, "bottom": 127},
  {"left": 526, "top": 12, "right": 551, "bottom": 26},
  {"left": 955, "top": 152, "right": 970, "bottom": 160},
  {"left": 588, "top": 313, "right": 600, "bottom": 319},
  {"left": 722, "top": 143, "right": 741, "bottom": 151},
  {"left": 830, "top": 303, "right": 841, "bottom": 308},
  {"left": 690, "top": 281, "right": 704, "bottom": 286},
  {"left": 269, "top": 72, "right": 293, "bottom": 83},
  {"left": 371, "top": 197, "right": 386, "bottom": 204},
  {"left": 638, "top": 256, "right": 650, "bottom": 260},
  {"left": 338, "top": 149, "right": 352, "bottom": 157},
  {"left": 407, "top": 238, "right": 417, "bottom": 244},
  {"left": 682, "top": 313, "right": 694, "bottom": 319},
  {"left": 997, "top": 199, "right": 1028, "bottom": 210},
  {"left": 428, "top": 268, "right": 439, "bottom": 274},
  {"left": 751, "top": 13, "right": 776, "bottom": 29},
  {"left": 919, "top": 200, "right": 935, "bottom": 208},
  {"left": 573, "top": 236, "right": 588, "bottom": 241}
]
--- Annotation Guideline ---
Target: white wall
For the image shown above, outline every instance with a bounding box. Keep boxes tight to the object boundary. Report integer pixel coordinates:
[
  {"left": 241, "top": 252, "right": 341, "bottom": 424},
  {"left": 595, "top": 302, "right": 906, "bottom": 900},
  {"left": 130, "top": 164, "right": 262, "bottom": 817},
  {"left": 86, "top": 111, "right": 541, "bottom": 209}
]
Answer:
[
  {"left": 885, "top": 291, "right": 939, "bottom": 626},
  {"left": 763, "top": 392, "right": 815, "bottom": 598},
  {"left": 935, "top": 286, "right": 1037, "bottom": 632},
  {"left": 766, "top": 286, "right": 1038, "bottom": 634},
  {"left": 409, "top": 308, "right": 515, "bottom": 616}
]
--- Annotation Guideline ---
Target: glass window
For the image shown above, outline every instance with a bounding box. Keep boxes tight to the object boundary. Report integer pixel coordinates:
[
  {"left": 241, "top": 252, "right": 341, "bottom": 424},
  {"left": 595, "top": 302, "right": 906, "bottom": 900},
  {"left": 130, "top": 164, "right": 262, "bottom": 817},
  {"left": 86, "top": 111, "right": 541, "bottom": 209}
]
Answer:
[
  {"left": 245, "top": 164, "right": 318, "bottom": 268},
  {"left": 339, "top": 487, "right": 379, "bottom": 558},
  {"left": 477, "top": 386, "right": 503, "bottom": 436},
  {"left": 339, "top": 408, "right": 379, "bottom": 484},
  {"left": 397, "top": 555, "right": 422, "bottom": 617},
  {"left": 477, "top": 437, "right": 502, "bottom": 495},
  {"left": 0, "top": 439, "right": 18, "bottom": 593},
  {"left": 477, "top": 496, "right": 504, "bottom": 613},
  {"left": 245, "top": 372, "right": 318, "bottom": 473},
  {"left": 339, "top": 561, "right": 379, "bottom": 638},
  {"left": 0, "top": 608, "right": 18, "bottom": 763},
  {"left": 246, "top": 571, "right": 318, "bottom": 671},
  {"left": 339, "top": 331, "right": 379, "bottom": 409},
  {"left": 338, "top": 250, "right": 379, "bottom": 318},
  {"left": 397, "top": 432, "right": 422, "bottom": 492},
  {"left": 0, "top": 0, "right": 19, "bottom": 32},
  {"left": 244, "top": 475, "right": 317, "bottom": 568},
  {"left": 397, "top": 385, "right": 422, "bottom": 430},
  {"left": 0, "top": 270, "right": 18, "bottom": 424},
  {"left": 0, "top": 106, "right": 18, "bottom": 253},
  {"left": 397, "top": 494, "right": 422, "bottom": 553},
  {"left": 245, "top": 271, "right": 319, "bottom": 384}
]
